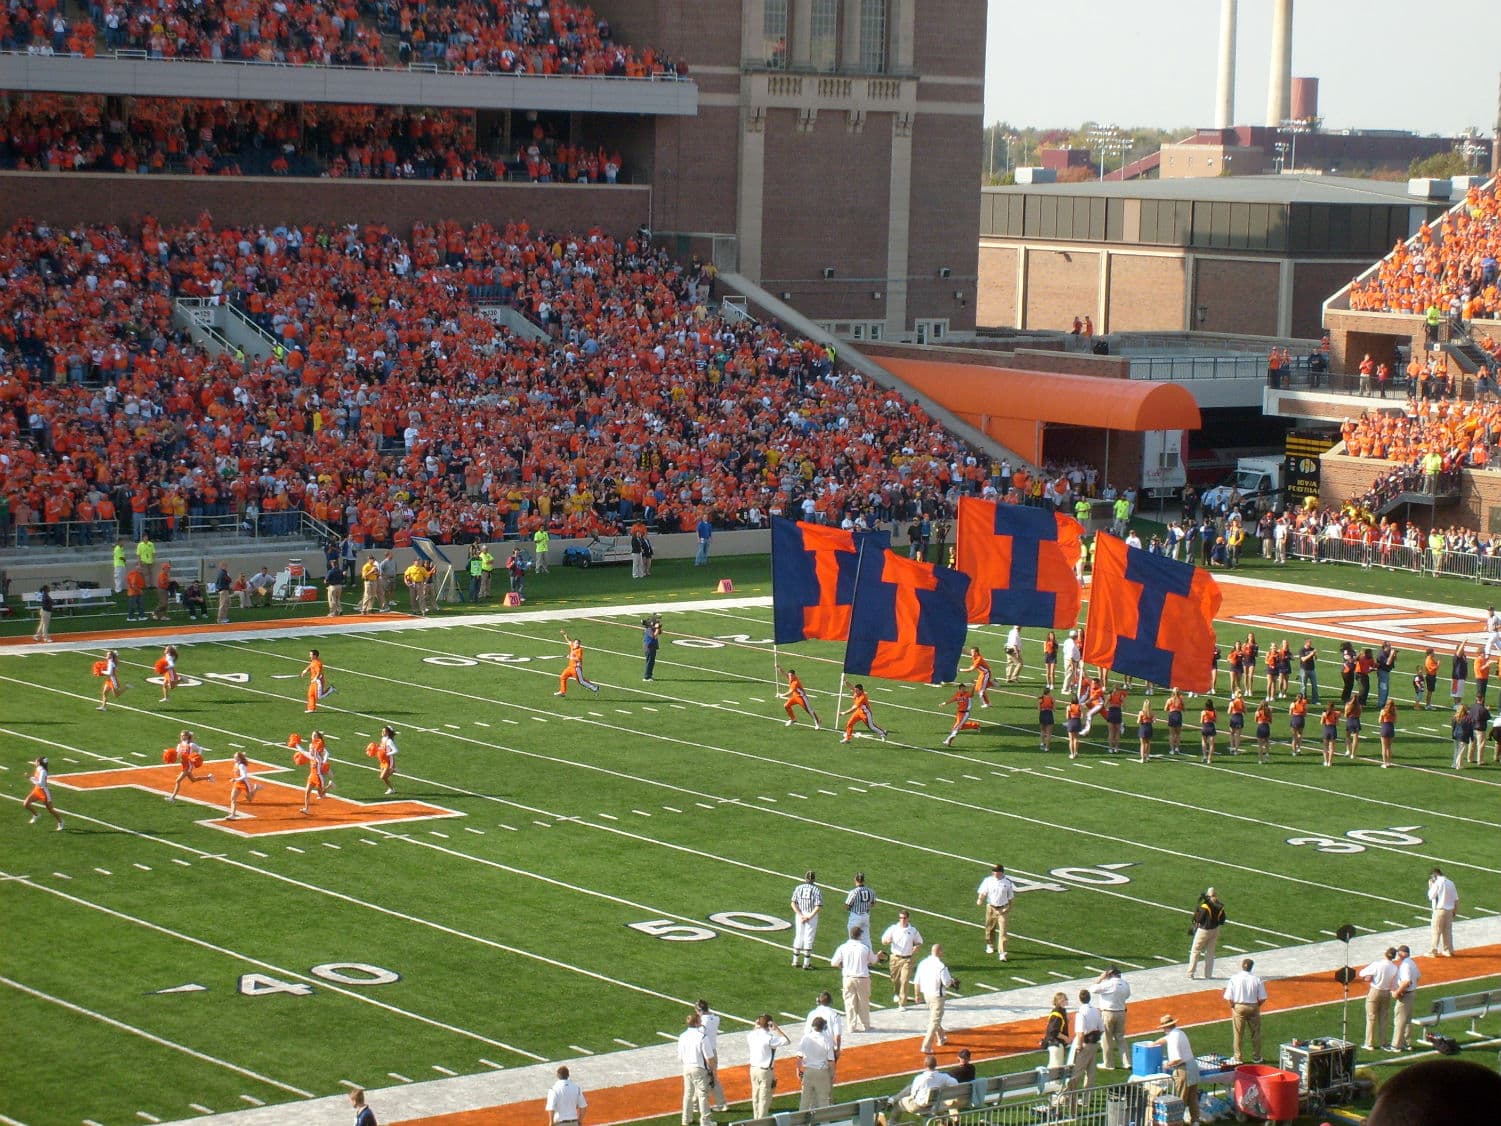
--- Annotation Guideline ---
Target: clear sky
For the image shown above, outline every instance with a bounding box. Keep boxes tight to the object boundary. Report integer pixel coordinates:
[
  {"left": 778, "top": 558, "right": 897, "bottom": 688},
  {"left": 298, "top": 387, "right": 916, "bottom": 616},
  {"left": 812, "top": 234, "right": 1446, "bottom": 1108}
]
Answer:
[{"left": 985, "top": 0, "right": 1501, "bottom": 137}]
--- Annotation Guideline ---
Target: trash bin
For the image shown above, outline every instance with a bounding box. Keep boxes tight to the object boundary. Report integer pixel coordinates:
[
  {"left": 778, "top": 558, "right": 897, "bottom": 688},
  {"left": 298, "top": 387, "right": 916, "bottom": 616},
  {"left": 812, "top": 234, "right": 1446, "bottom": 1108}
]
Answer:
[
  {"left": 1133, "top": 1042, "right": 1165, "bottom": 1076},
  {"left": 1107, "top": 1085, "right": 1148, "bottom": 1126},
  {"left": 1234, "top": 1063, "right": 1300, "bottom": 1122}
]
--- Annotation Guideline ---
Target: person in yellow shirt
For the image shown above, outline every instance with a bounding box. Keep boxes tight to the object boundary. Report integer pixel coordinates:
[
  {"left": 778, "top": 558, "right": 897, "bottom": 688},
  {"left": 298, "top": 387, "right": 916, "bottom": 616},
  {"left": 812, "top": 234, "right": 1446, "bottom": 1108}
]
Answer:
[
  {"left": 359, "top": 555, "right": 381, "bottom": 613},
  {"left": 404, "top": 561, "right": 429, "bottom": 616}
]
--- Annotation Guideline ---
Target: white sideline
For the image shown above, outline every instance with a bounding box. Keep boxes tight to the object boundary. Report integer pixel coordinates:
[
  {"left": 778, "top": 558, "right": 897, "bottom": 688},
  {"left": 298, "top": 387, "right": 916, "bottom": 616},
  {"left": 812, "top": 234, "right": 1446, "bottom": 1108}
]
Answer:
[
  {"left": 164, "top": 917, "right": 1501, "bottom": 1125},
  {"left": 0, "top": 595, "right": 777, "bottom": 657}
]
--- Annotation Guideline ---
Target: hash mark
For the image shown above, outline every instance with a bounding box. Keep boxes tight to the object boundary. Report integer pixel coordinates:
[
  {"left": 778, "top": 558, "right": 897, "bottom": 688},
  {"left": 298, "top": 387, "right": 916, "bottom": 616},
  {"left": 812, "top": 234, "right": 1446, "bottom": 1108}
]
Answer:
[
  {"left": 531, "top": 717, "right": 548, "bottom": 723},
  {"left": 478, "top": 1059, "right": 504, "bottom": 1070},
  {"left": 1011, "top": 977, "right": 1036, "bottom": 985},
  {"left": 613, "top": 1038, "right": 637, "bottom": 1048},
  {"left": 643, "top": 706, "right": 659, "bottom": 713},
  {"left": 171, "top": 859, "right": 191, "bottom": 868},
  {"left": 656, "top": 1031, "right": 678, "bottom": 1042},
  {"left": 532, "top": 820, "right": 552, "bottom": 828},
  {"left": 239, "top": 1096, "right": 264, "bottom": 1107},
  {"left": 286, "top": 846, "right": 305, "bottom": 855},
  {"left": 338, "top": 1081, "right": 363, "bottom": 1090},
  {"left": 388, "top": 1073, "right": 413, "bottom": 1084},
  {"left": 465, "top": 827, "right": 485, "bottom": 835},
  {"left": 695, "top": 802, "right": 715, "bottom": 810},
  {"left": 818, "top": 789, "right": 839, "bottom": 796},
  {"left": 249, "top": 850, "right": 268, "bottom": 858},
  {"left": 359, "top": 839, "right": 379, "bottom": 847},
  {"left": 133, "top": 863, "right": 151, "bottom": 871},
  {"left": 662, "top": 806, "right": 683, "bottom": 813},
  {"left": 94, "top": 868, "right": 112, "bottom": 876},
  {"left": 598, "top": 814, "right": 618, "bottom": 821},
  {"left": 788, "top": 793, "right": 808, "bottom": 800},
  {"left": 52, "top": 872, "right": 71, "bottom": 880},
  {"left": 907, "top": 780, "right": 927, "bottom": 788},
  {"left": 322, "top": 843, "right": 341, "bottom": 851},
  {"left": 443, "top": 724, "right": 461, "bottom": 730},
  {"left": 1047, "top": 971, "right": 1070, "bottom": 980},
  {"left": 428, "top": 832, "right": 449, "bottom": 839},
  {"left": 190, "top": 1103, "right": 215, "bottom": 1114},
  {"left": 473, "top": 721, "right": 490, "bottom": 728},
  {"left": 568, "top": 1045, "right": 595, "bottom": 1055},
  {"left": 432, "top": 1065, "right": 457, "bottom": 1076},
  {"left": 670, "top": 704, "right": 688, "bottom": 710},
  {"left": 1152, "top": 955, "right": 1177, "bottom": 964},
  {"left": 135, "top": 1112, "right": 161, "bottom": 1123},
  {"left": 975, "top": 982, "right": 998, "bottom": 991},
  {"left": 757, "top": 796, "right": 778, "bottom": 804},
  {"left": 962, "top": 774, "right": 983, "bottom": 781},
  {"left": 501, "top": 719, "right": 519, "bottom": 725},
  {"left": 631, "top": 810, "right": 653, "bottom": 818}
]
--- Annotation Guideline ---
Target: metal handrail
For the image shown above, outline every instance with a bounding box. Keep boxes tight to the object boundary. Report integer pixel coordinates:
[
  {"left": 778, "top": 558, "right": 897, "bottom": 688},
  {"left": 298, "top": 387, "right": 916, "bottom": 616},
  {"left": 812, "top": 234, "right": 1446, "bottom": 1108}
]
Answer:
[{"left": 0, "top": 47, "right": 691, "bottom": 82}]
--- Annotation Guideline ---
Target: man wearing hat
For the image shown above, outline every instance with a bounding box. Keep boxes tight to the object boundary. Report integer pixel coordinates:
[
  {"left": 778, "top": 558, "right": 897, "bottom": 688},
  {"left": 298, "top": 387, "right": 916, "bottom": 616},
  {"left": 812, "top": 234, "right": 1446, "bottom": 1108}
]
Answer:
[
  {"left": 1094, "top": 965, "right": 1132, "bottom": 1070},
  {"left": 1149, "top": 1014, "right": 1200, "bottom": 1125}
]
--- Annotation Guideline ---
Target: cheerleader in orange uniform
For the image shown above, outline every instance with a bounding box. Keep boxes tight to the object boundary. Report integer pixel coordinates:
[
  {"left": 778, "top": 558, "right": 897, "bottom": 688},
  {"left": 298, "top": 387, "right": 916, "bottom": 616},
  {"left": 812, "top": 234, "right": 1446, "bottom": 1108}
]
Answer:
[
  {"left": 154, "top": 645, "right": 180, "bottom": 703},
  {"left": 1104, "top": 686, "right": 1128, "bottom": 754},
  {"left": 1038, "top": 690, "right": 1056, "bottom": 752},
  {"left": 1042, "top": 631, "right": 1058, "bottom": 691},
  {"left": 1165, "top": 688, "right": 1186, "bottom": 754},
  {"left": 24, "top": 756, "right": 63, "bottom": 830},
  {"left": 1320, "top": 702, "right": 1341, "bottom": 767},
  {"left": 779, "top": 668, "right": 822, "bottom": 729},
  {"left": 840, "top": 684, "right": 887, "bottom": 743},
  {"left": 943, "top": 685, "right": 980, "bottom": 747},
  {"left": 94, "top": 649, "right": 125, "bottom": 711},
  {"left": 1199, "top": 699, "right": 1219, "bottom": 763},
  {"left": 554, "top": 630, "right": 600, "bottom": 697},
  {"left": 1378, "top": 699, "right": 1398, "bottom": 768},
  {"left": 377, "top": 725, "right": 399, "bottom": 793},
  {"left": 1288, "top": 693, "right": 1308, "bottom": 755},
  {"left": 1344, "top": 696, "right": 1363, "bottom": 759},
  {"left": 226, "top": 751, "right": 260, "bottom": 819},
  {"left": 1136, "top": 699, "right": 1155, "bottom": 763},
  {"left": 1065, "top": 696, "right": 1084, "bottom": 760},
  {"left": 1227, "top": 691, "right": 1247, "bottom": 754},
  {"left": 1079, "top": 677, "right": 1106, "bottom": 737},
  {"left": 166, "top": 730, "right": 215, "bottom": 802},
  {"left": 297, "top": 730, "right": 331, "bottom": 814},
  {"left": 968, "top": 647, "right": 994, "bottom": 707},
  {"left": 1254, "top": 699, "right": 1274, "bottom": 763}
]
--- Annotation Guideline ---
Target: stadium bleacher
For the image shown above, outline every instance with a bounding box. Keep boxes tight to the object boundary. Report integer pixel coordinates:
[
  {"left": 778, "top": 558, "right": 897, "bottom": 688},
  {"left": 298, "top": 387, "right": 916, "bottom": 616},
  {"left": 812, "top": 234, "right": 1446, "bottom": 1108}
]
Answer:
[{"left": 0, "top": 215, "right": 991, "bottom": 549}]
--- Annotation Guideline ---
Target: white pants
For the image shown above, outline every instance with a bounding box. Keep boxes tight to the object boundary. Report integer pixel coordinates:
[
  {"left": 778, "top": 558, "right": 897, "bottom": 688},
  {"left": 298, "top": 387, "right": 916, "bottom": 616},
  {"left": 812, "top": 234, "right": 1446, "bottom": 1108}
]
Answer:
[{"left": 793, "top": 916, "right": 818, "bottom": 958}]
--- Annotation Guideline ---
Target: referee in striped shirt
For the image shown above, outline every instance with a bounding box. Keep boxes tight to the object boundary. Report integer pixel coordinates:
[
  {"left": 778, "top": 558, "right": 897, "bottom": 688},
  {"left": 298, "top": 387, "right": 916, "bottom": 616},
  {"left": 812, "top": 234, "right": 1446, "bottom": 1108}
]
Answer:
[{"left": 845, "top": 873, "right": 876, "bottom": 951}]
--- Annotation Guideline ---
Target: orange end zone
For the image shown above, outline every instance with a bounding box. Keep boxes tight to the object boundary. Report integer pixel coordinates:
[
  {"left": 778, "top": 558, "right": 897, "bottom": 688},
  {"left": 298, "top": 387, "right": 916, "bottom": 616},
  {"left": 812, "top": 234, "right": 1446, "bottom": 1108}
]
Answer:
[
  {"left": 396, "top": 946, "right": 1501, "bottom": 1126},
  {"left": 52, "top": 759, "right": 461, "bottom": 836}
]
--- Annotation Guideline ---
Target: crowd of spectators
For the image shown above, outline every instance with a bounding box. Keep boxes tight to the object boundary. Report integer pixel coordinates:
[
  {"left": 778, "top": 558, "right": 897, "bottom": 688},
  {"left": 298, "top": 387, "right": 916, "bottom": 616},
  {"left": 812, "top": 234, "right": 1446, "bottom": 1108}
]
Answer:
[
  {"left": 1347, "top": 182, "right": 1500, "bottom": 320},
  {"left": 0, "top": 94, "right": 626, "bottom": 182},
  {"left": 0, "top": 215, "right": 985, "bottom": 550},
  {"left": 2, "top": 0, "right": 680, "bottom": 79},
  {"left": 1338, "top": 400, "right": 1500, "bottom": 470}
]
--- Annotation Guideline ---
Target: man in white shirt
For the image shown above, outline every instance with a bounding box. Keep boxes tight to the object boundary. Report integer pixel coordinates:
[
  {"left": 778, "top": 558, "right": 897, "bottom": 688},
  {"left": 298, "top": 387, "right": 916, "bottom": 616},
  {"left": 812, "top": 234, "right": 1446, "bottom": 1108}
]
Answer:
[
  {"left": 694, "top": 999, "right": 728, "bottom": 1113},
  {"left": 914, "top": 943, "right": 957, "bottom": 1053},
  {"left": 795, "top": 1015, "right": 836, "bottom": 1110},
  {"left": 976, "top": 863, "right": 1015, "bottom": 961},
  {"left": 745, "top": 1013, "right": 790, "bottom": 1118},
  {"left": 804, "top": 991, "right": 843, "bottom": 1082},
  {"left": 1066, "top": 988, "right": 1104, "bottom": 1095},
  {"left": 1359, "top": 948, "right": 1400, "bottom": 1051},
  {"left": 1005, "top": 624, "right": 1023, "bottom": 682},
  {"left": 790, "top": 870, "right": 822, "bottom": 969},
  {"left": 1427, "top": 867, "right": 1459, "bottom": 956},
  {"left": 544, "top": 1064, "right": 587, "bottom": 1125},
  {"left": 1223, "top": 958, "right": 1269, "bottom": 1063},
  {"left": 1150, "top": 1015, "right": 1200, "bottom": 1126},
  {"left": 1390, "top": 945, "right": 1421, "bottom": 1051},
  {"left": 830, "top": 925, "right": 884, "bottom": 1032},
  {"left": 1062, "top": 630, "right": 1081, "bottom": 694},
  {"left": 881, "top": 910, "right": 924, "bottom": 1010},
  {"left": 893, "top": 1055, "right": 960, "bottom": 1119},
  {"left": 1094, "top": 966, "right": 1133, "bottom": 1070},
  {"left": 676, "top": 1012, "right": 715, "bottom": 1125}
]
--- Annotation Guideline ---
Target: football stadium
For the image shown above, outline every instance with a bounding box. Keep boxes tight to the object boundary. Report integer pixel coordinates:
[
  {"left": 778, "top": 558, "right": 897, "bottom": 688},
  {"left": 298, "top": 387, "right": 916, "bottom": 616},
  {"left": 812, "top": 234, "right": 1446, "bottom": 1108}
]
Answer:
[{"left": 2, "top": 3, "right": 1499, "bottom": 1126}]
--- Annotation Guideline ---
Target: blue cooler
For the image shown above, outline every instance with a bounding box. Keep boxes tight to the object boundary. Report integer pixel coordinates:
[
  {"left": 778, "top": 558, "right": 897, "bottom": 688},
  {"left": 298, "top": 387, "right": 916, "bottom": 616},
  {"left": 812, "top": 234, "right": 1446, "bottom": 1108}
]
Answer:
[{"left": 1133, "top": 1042, "right": 1165, "bottom": 1076}]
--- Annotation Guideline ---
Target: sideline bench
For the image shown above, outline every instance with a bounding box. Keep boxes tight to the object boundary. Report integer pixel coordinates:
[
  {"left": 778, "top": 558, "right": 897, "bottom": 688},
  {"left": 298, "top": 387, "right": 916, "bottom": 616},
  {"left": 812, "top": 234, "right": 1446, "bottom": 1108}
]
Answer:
[
  {"left": 1414, "top": 989, "right": 1499, "bottom": 1041},
  {"left": 21, "top": 587, "right": 113, "bottom": 614}
]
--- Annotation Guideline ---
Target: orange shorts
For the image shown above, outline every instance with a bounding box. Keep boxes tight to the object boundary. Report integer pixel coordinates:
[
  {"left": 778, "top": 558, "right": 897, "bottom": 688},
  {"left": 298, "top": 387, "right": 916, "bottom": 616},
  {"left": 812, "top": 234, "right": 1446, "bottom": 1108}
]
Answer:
[
  {"left": 27, "top": 786, "right": 49, "bottom": 804},
  {"left": 232, "top": 780, "right": 253, "bottom": 798}
]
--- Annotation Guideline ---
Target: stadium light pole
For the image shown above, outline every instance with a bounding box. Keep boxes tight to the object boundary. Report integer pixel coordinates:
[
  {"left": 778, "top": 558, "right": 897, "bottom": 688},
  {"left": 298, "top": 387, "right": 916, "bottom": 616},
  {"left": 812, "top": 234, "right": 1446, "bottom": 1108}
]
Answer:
[{"left": 1279, "top": 118, "right": 1313, "bottom": 173}]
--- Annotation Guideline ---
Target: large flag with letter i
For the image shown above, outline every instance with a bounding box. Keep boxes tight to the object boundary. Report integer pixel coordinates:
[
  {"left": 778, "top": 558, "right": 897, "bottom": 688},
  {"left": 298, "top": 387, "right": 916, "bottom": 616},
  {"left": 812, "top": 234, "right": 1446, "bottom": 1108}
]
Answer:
[
  {"left": 843, "top": 548, "right": 972, "bottom": 685},
  {"left": 771, "top": 518, "right": 891, "bottom": 644},
  {"left": 956, "top": 498, "right": 1083, "bottom": 628},
  {"left": 1083, "top": 533, "right": 1222, "bottom": 693}
]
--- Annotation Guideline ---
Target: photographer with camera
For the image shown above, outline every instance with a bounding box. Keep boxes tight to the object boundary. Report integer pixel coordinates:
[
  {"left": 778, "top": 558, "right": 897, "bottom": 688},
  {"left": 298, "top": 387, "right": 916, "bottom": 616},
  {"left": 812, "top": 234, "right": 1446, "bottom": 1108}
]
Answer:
[
  {"left": 642, "top": 614, "right": 662, "bottom": 681},
  {"left": 746, "top": 1013, "right": 790, "bottom": 1118}
]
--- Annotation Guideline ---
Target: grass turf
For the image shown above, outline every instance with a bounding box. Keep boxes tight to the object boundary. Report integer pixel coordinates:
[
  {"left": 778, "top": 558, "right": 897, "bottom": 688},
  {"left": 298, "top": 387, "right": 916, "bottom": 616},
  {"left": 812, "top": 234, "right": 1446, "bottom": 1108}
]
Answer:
[{"left": 1, "top": 550, "right": 1497, "bottom": 1124}]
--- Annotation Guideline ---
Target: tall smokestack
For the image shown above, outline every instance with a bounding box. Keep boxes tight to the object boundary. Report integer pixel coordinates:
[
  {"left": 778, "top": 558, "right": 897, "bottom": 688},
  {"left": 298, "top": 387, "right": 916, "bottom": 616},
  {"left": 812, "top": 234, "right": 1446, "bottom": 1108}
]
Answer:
[
  {"left": 1266, "top": 0, "right": 1293, "bottom": 127},
  {"left": 1215, "top": 0, "right": 1237, "bottom": 129}
]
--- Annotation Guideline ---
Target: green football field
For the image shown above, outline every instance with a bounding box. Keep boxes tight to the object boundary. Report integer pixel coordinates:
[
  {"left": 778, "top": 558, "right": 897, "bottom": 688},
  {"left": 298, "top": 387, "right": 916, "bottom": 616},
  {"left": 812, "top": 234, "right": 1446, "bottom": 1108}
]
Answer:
[{"left": 1, "top": 561, "right": 1498, "bottom": 1126}]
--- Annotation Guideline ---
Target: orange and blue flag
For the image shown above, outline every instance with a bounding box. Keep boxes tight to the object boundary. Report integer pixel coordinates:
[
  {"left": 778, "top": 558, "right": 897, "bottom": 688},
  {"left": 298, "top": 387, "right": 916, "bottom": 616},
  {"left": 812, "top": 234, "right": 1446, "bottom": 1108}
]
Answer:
[
  {"left": 771, "top": 518, "right": 891, "bottom": 644},
  {"left": 956, "top": 498, "right": 1083, "bottom": 628},
  {"left": 843, "top": 548, "right": 972, "bottom": 684},
  {"left": 1083, "top": 533, "right": 1222, "bottom": 693}
]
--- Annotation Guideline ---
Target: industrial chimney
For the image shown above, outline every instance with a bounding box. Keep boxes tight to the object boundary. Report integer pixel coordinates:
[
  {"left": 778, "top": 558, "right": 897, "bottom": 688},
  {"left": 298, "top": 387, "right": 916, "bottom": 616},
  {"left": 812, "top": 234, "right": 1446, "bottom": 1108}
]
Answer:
[
  {"left": 1266, "top": 0, "right": 1293, "bottom": 127},
  {"left": 1215, "top": 0, "right": 1237, "bottom": 130},
  {"left": 1290, "top": 76, "right": 1318, "bottom": 124}
]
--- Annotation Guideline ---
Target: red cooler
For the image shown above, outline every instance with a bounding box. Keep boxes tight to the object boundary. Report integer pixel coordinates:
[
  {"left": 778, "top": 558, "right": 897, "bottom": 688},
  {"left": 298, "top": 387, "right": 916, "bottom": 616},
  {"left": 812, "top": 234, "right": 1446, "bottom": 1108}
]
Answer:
[{"left": 1233, "top": 1064, "right": 1300, "bottom": 1122}]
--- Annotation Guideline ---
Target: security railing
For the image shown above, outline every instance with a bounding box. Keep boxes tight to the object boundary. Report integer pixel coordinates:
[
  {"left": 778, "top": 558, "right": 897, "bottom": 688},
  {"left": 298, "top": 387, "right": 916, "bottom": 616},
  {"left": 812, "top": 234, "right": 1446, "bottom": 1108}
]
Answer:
[{"left": 1286, "top": 531, "right": 1501, "bottom": 582}]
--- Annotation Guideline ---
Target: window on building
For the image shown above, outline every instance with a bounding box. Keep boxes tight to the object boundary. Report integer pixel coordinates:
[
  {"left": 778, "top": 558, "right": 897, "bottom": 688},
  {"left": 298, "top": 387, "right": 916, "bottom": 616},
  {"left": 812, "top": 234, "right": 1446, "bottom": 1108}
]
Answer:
[
  {"left": 859, "top": 0, "right": 887, "bottom": 72},
  {"left": 764, "top": 0, "right": 788, "bottom": 69},
  {"left": 810, "top": 0, "right": 837, "bottom": 70}
]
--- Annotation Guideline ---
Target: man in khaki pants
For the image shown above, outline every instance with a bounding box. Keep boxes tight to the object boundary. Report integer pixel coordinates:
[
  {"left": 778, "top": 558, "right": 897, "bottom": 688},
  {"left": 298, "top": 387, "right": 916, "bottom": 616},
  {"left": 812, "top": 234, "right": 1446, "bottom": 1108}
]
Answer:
[
  {"left": 359, "top": 554, "right": 381, "bottom": 613},
  {"left": 1391, "top": 946, "right": 1421, "bottom": 1051}
]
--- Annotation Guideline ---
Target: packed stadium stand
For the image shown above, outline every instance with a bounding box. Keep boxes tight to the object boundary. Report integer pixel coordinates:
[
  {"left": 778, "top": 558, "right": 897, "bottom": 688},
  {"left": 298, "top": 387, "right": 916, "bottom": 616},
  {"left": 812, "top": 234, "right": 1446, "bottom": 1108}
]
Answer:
[{"left": 0, "top": 215, "right": 994, "bottom": 549}]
